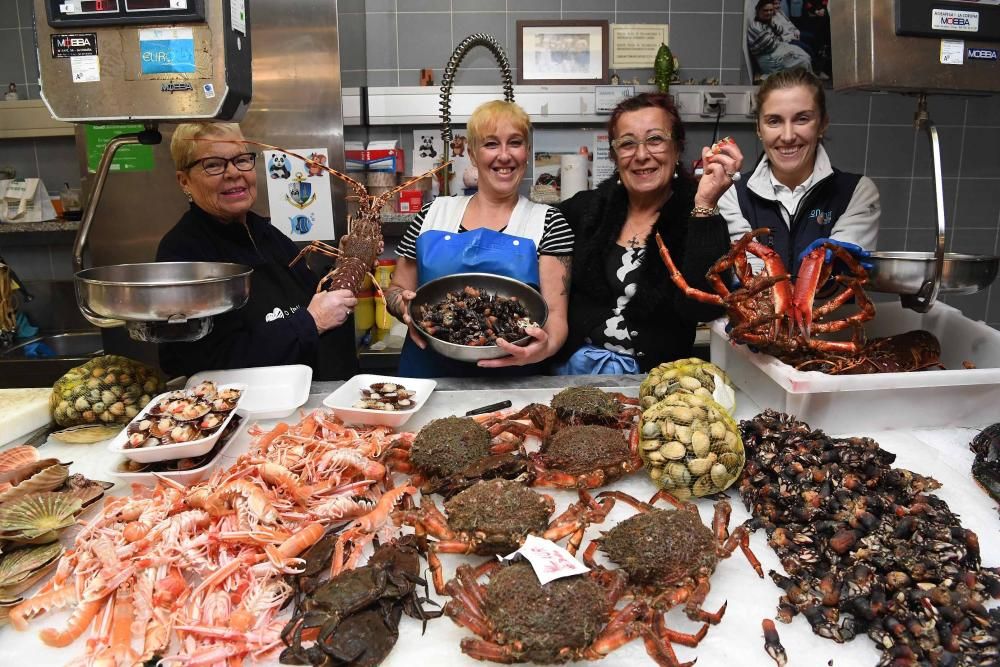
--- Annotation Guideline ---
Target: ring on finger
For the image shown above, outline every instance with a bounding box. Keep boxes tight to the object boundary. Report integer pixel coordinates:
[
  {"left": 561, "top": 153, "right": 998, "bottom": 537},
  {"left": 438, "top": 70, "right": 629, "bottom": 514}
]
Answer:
[{"left": 727, "top": 171, "right": 742, "bottom": 182}]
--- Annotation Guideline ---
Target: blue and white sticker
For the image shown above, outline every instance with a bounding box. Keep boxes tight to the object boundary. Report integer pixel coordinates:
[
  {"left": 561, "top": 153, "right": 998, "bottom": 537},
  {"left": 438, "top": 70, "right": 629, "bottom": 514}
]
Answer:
[
  {"left": 968, "top": 47, "right": 999, "bottom": 61},
  {"left": 138, "top": 27, "right": 196, "bottom": 75},
  {"left": 203, "top": 83, "right": 216, "bottom": 98}
]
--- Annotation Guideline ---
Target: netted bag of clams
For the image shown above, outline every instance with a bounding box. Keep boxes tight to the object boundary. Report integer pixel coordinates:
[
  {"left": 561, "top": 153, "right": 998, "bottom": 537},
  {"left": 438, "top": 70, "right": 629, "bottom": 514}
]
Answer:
[
  {"left": 637, "top": 392, "right": 744, "bottom": 500},
  {"left": 639, "top": 358, "right": 735, "bottom": 413},
  {"left": 50, "top": 354, "right": 165, "bottom": 427}
]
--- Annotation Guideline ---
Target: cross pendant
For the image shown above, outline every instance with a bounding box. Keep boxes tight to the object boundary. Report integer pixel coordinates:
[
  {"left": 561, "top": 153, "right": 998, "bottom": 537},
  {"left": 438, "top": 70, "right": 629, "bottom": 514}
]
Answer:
[{"left": 628, "top": 234, "right": 640, "bottom": 249}]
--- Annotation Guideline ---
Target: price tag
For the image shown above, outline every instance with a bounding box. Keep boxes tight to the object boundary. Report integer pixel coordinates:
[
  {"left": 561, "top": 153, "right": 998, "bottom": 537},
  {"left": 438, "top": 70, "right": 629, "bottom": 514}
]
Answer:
[
  {"left": 501, "top": 535, "right": 589, "bottom": 584},
  {"left": 940, "top": 39, "right": 965, "bottom": 65}
]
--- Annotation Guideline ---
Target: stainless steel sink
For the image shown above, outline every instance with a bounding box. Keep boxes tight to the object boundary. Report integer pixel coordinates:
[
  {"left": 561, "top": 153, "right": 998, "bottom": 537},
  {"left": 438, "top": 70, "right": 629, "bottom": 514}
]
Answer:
[{"left": 1, "top": 331, "right": 104, "bottom": 359}]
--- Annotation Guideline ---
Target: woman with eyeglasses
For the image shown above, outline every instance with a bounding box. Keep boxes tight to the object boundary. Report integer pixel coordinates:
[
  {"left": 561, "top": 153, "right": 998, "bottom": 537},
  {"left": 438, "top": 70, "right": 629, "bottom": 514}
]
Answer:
[
  {"left": 156, "top": 122, "right": 359, "bottom": 380},
  {"left": 553, "top": 92, "right": 742, "bottom": 374}
]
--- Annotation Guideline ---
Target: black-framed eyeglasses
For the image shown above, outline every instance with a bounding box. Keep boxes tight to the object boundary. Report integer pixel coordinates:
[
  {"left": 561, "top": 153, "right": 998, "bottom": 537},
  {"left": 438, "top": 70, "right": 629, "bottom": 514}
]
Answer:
[
  {"left": 186, "top": 152, "right": 257, "bottom": 175},
  {"left": 610, "top": 133, "right": 674, "bottom": 158}
]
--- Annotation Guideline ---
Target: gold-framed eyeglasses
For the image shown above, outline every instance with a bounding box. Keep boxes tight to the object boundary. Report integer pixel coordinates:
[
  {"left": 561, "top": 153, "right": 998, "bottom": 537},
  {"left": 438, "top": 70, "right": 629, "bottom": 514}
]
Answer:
[
  {"left": 187, "top": 152, "right": 257, "bottom": 175},
  {"left": 610, "top": 133, "right": 673, "bottom": 157}
]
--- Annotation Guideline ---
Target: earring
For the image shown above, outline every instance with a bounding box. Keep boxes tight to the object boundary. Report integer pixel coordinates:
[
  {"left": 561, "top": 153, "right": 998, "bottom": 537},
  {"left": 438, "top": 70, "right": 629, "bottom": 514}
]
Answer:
[{"left": 184, "top": 191, "right": 193, "bottom": 202}]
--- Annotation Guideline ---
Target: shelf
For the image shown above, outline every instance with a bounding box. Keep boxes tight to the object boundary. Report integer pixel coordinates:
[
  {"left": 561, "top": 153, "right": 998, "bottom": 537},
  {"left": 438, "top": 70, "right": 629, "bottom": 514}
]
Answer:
[
  {"left": 365, "top": 84, "right": 758, "bottom": 126},
  {"left": 0, "top": 100, "right": 75, "bottom": 139}
]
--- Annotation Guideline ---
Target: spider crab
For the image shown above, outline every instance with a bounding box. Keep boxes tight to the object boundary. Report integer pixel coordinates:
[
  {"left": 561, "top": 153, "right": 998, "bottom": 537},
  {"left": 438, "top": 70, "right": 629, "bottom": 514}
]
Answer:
[
  {"left": 579, "top": 489, "right": 765, "bottom": 665},
  {"left": 393, "top": 478, "right": 613, "bottom": 593},
  {"left": 444, "top": 559, "right": 713, "bottom": 666},
  {"left": 657, "top": 228, "right": 875, "bottom": 359}
]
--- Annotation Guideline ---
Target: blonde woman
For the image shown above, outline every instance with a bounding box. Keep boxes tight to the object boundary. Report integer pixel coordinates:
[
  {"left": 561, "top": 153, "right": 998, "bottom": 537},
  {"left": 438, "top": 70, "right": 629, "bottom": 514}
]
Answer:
[
  {"left": 387, "top": 101, "right": 573, "bottom": 377},
  {"left": 156, "top": 122, "right": 358, "bottom": 379}
]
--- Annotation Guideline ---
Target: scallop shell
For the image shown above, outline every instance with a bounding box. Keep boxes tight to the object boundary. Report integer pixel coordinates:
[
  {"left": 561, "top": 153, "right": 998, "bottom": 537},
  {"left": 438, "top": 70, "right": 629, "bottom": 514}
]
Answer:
[
  {"left": 0, "top": 543, "right": 63, "bottom": 596},
  {"left": 0, "top": 457, "right": 62, "bottom": 487},
  {"left": 173, "top": 400, "right": 211, "bottom": 422},
  {"left": 0, "top": 446, "right": 39, "bottom": 473},
  {"left": 0, "top": 492, "right": 82, "bottom": 543},
  {"left": 0, "top": 464, "right": 71, "bottom": 505},
  {"left": 62, "top": 474, "right": 113, "bottom": 510},
  {"left": 191, "top": 381, "right": 218, "bottom": 400}
]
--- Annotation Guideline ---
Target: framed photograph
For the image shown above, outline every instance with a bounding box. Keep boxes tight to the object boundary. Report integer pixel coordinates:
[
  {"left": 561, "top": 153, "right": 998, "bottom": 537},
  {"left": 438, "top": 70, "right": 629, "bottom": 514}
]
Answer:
[
  {"left": 744, "top": 1, "right": 832, "bottom": 83},
  {"left": 517, "top": 20, "right": 609, "bottom": 85}
]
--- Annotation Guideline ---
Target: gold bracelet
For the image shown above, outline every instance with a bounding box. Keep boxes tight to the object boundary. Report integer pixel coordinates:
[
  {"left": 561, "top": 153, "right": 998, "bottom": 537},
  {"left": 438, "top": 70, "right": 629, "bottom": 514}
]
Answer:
[{"left": 690, "top": 205, "right": 719, "bottom": 217}]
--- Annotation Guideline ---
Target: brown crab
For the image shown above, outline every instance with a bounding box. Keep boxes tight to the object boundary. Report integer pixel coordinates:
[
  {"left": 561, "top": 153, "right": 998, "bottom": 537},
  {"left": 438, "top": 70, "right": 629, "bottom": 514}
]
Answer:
[
  {"left": 393, "top": 478, "right": 613, "bottom": 593},
  {"left": 528, "top": 425, "right": 643, "bottom": 489},
  {"left": 581, "top": 489, "right": 764, "bottom": 663},
  {"left": 444, "top": 560, "right": 695, "bottom": 666},
  {"left": 383, "top": 416, "right": 534, "bottom": 498}
]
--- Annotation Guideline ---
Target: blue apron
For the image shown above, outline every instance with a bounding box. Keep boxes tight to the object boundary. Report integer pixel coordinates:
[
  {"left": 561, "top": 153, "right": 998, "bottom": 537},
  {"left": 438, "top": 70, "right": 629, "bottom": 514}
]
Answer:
[{"left": 398, "top": 226, "right": 543, "bottom": 378}]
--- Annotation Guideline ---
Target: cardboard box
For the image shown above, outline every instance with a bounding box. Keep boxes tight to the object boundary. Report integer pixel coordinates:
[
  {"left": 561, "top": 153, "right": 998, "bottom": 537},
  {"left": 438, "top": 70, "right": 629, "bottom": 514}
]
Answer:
[
  {"left": 367, "top": 140, "right": 404, "bottom": 173},
  {"left": 398, "top": 189, "right": 422, "bottom": 213},
  {"left": 345, "top": 141, "right": 366, "bottom": 173}
]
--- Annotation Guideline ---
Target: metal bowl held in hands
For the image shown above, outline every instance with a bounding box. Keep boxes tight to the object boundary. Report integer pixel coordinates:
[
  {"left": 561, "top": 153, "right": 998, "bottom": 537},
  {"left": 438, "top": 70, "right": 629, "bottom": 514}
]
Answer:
[
  {"left": 408, "top": 273, "right": 548, "bottom": 362},
  {"left": 75, "top": 262, "right": 252, "bottom": 340},
  {"left": 867, "top": 252, "right": 1000, "bottom": 296}
]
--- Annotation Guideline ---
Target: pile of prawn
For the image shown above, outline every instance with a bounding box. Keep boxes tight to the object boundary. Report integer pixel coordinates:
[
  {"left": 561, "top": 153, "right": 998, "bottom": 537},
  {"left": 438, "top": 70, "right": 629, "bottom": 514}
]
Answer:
[{"left": 7, "top": 410, "right": 416, "bottom": 666}]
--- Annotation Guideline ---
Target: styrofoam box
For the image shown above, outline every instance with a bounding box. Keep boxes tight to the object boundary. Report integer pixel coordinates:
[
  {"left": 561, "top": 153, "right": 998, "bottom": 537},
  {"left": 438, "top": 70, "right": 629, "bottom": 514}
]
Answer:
[
  {"left": 323, "top": 374, "right": 436, "bottom": 428},
  {"left": 107, "top": 383, "right": 246, "bottom": 463},
  {"left": 709, "top": 300, "right": 1000, "bottom": 432},
  {"left": 187, "top": 365, "right": 311, "bottom": 419}
]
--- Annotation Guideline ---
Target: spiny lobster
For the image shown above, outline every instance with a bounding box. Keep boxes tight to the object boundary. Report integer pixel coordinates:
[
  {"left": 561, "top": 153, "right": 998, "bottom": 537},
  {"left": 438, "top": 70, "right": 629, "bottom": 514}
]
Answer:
[{"left": 219, "top": 138, "right": 450, "bottom": 296}]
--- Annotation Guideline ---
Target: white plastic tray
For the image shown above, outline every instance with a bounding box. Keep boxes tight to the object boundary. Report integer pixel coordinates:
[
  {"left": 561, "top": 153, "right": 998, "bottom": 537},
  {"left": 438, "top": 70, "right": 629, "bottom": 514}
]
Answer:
[
  {"left": 107, "top": 383, "right": 246, "bottom": 463},
  {"left": 710, "top": 300, "right": 1000, "bottom": 432},
  {"left": 107, "top": 411, "right": 248, "bottom": 485},
  {"left": 186, "top": 365, "right": 311, "bottom": 419},
  {"left": 323, "top": 374, "right": 436, "bottom": 427}
]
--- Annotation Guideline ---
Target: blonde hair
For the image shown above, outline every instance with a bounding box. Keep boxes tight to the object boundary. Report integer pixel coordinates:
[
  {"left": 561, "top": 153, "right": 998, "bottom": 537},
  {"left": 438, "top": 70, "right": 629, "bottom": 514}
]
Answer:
[
  {"left": 170, "top": 122, "right": 244, "bottom": 171},
  {"left": 466, "top": 101, "right": 531, "bottom": 154}
]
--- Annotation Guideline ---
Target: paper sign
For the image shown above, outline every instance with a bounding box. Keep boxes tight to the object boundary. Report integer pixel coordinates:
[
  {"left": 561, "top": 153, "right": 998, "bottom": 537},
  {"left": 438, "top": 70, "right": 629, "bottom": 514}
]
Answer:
[
  {"left": 264, "top": 148, "right": 335, "bottom": 242},
  {"left": 139, "top": 27, "right": 195, "bottom": 74},
  {"left": 595, "top": 85, "right": 636, "bottom": 113},
  {"left": 501, "top": 535, "right": 589, "bottom": 585},
  {"left": 85, "top": 124, "right": 154, "bottom": 173},
  {"left": 611, "top": 23, "right": 669, "bottom": 68},
  {"left": 941, "top": 39, "right": 965, "bottom": 65},
  {"left": 592, "top": 132, "right": 615, "bottom": 185},
  {"left": 230, "top": 0, "right": 246, "bottom": 34},
  {"left": 70, "top": 55, "right": 100, "bottom": 82}
]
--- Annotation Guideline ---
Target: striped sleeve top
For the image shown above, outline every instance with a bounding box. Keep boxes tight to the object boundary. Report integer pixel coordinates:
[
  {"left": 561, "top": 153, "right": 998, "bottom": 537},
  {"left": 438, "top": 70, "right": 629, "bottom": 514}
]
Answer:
[{"left": 395, "top": 201, "right": 574, "bottom": 260}]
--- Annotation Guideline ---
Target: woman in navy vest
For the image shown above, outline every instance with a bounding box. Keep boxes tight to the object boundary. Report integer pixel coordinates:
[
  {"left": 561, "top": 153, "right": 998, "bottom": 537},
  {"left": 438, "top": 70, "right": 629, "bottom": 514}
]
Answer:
[
  {"left": 719, "top": 67, "right": 879, "bottom": 277},
  {"left": 386, "top": 101, "right": 574, "bottom": 378}
]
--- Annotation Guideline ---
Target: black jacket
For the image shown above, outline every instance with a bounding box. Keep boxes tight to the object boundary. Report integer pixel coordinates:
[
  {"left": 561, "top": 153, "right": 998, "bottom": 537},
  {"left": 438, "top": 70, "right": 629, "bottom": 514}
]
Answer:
[
  {"left": 555, "top": 175, "right": 729, "bottom": 373},
  {"left": 156, "top": 204, "right": 358, "bottom": 380}
]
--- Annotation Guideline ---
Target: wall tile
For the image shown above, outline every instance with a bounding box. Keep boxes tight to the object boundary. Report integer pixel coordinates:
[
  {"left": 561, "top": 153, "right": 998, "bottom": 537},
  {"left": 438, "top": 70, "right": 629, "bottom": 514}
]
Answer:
[
  {"left": 617, "top": 0, "right": 670, "bottom": 12},
  {"left": 20, "top": 27, "right": 38, "bottom": 81},
  {"left": 720, "top": 12, "right": 744, "bottom": 70},
  {"left": 912, "top": 124, "right": 963, "bottom": 178},
  {"left": 615, "top": 13, "right": 670, "bottom": 27},
  {"left": 723, "top": 0, "right": 746, "bottom": 11},
  {"left": 339, "top": 0, "right": 366, "bottom": 13},
  {"left": 559, "top": 11, "right": 613, "bottom": 23},
  {"left": 869, "top": 92, "right": 919, "bottom": 125},
  {"left": 365, "top": 12, "right": 398, "bottom": 71},
  {"left": 906, "top": 177, "right": 956, "bottom": 248},
  {"left": 877, "top": 227, "right": 907, "bottom": 252},
  {"left": 453, "top": 13, "right": 510, "bottom": 59},
  {"left": 0, "top": 12, "right": 19, "bottom": 30},
  {"left": 674, "top": 0, "right": 724, "bottom": 11},
  {"left": 397, "top": 13, "right": 455, "bottom": 72},
  {"left": 507, "top": 0, "right": 561, "bottom": 10},
  {"left": 943, "top": 290, "right": 989, "bottom": 323},
  {"left": 0, "top": 139, "right": 38, "bottom": 181},
  {"left": 16, "top": 0, "right": 34, "bottom": 27},
  {"left": 826, "top": 91, "right": 871, "bottom": 126},
  {"left": 960, "top": 127, "right": 1000, "bottom": 178},
  {"left": 561, "top": 0, "right": 615, "bottom": 11},
  {"left": 869, "top": 178, "right": 910, "bottom": 229},
  {"left": 366, "top": 0, "right": 396, "bottom": 12},
  {"left": 965, "top": 95, "right": 1000, "bottom": 127},
  {"left": 339, "top": 12, "right": 367, "bottom": 76},
  {"left": 454, "top": 0, "right": 505, "bottom": 9},
  {"left": 721, "top": 68, "right": 747, "bottom": 85},
  {"left": 926, "top": 95, "right": 967, "bottom": 126},
  {"left": 49, "top": 245, "right": 75, "bottom": 282},
  {"left": 668, "top": 14, "right": 722, "bottom": 69},
  {"left": 35, "top": 136, "right": 81, "bottom": 192},
  {"left": 823, "top": 125, "right": 868, "bottom": 174},
  {"left": 0, "top": 28, "right": 27, "bottom": 87},
  {"left": 953, "top": 179, "right": 1000, "bottom": 229},
  {"left": 948, "top": 228, "right": 998, "bottom": 256},
  {"left": 0, "top": 247, "right": 52, "bottom": 282},
  {"left": 397, "top": 0, "right": 452, "bottom": 11},
  {"left": 865, "top": 126, "right": 915, "bottom": 178}
]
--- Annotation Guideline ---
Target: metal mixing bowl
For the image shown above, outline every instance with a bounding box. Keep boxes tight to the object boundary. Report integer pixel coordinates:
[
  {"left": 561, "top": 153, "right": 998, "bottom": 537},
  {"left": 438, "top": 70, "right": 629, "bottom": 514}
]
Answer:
[
  {"left": 867, "top": 252, "right": 1000, "bottom": 296},
  {"left": 76, "top": 262, "right": 252, "bottom": 324},
  {"left": 408, "top": 273, "right": 548, "bottom": 362}
]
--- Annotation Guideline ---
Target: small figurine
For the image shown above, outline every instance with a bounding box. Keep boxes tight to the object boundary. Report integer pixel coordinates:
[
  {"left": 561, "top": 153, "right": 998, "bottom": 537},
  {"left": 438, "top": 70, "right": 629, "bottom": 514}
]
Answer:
[
  {"left": 610, "top": 72, "right": 621, "bottom": 85},
  {"left": 654, "top": 43, "right": 676, "bottom": 93},
  {"left": 419, "top": 68, "right": 434, "bottom": 86},
  {"left": 4, "top": 83, "right": 18, "bottom": 102}
]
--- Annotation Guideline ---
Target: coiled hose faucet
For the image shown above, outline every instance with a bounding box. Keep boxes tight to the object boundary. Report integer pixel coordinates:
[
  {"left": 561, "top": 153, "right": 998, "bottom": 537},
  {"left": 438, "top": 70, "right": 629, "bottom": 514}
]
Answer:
[{"left": 439, "top": 34, "right": 515, "bottom": 195}]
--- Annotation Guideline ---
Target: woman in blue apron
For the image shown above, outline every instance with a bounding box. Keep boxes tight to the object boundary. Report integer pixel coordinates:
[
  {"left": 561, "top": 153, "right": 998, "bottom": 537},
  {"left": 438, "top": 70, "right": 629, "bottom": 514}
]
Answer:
[{"left": 388, "top": 101, "right": 574, "bottom": 378}]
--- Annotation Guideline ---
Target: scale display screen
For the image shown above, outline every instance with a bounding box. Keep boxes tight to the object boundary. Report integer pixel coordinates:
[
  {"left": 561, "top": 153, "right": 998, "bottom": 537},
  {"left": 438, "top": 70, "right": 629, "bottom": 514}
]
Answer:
[{"left": 47, "top": 0, "right": 202, "bottom": 26}]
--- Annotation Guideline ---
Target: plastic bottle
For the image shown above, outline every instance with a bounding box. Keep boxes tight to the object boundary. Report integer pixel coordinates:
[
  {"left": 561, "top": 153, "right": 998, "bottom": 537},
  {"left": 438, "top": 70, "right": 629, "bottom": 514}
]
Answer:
[{"left": 374, "top": 259, "right": 399, "bottom": 330}]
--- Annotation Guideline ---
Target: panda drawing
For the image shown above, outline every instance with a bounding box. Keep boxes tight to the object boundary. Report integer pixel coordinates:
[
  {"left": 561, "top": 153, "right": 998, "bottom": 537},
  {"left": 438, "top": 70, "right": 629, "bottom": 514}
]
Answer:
[
  {"left": 268, "top": 154, "right": 291, "bottom": 179},
  {"left": 418, "top": 135, "right": 437, "bottom": 159}
]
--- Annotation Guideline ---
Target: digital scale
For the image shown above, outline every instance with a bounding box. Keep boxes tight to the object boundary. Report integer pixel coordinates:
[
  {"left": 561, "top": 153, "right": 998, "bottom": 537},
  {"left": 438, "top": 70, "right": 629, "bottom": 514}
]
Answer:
[{"left": 46, "top": 0, "right": 205, "bottom": 27}]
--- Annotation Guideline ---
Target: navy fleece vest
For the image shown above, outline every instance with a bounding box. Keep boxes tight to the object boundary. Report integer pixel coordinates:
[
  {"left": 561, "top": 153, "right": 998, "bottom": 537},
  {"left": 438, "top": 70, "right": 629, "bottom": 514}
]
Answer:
[{"left": 735, "top": 169, "right": 862, "bottom": 276}]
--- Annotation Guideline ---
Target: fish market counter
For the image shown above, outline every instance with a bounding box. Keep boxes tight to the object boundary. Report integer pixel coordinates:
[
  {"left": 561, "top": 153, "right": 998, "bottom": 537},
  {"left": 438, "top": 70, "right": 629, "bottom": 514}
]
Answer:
[{"left": 2, "top": 374, "right": 997, "bottom": 667}]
